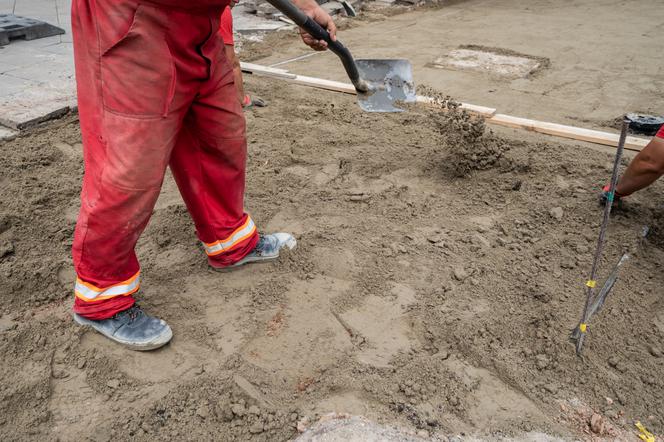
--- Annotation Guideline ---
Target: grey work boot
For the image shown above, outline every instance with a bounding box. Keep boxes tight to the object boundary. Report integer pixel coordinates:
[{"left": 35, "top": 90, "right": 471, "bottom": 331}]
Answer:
[
  {"left": 210, "top": 232, "right": 296, "bottom": 272},
  {"left": 73, "top": 305, "right": 172, "bottom": 351}
]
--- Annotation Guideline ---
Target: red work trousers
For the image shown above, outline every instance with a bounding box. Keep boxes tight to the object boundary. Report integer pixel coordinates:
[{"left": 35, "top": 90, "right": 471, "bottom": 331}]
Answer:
[{"left": 71, "top": 0, "right": 258, "bottom": 320}]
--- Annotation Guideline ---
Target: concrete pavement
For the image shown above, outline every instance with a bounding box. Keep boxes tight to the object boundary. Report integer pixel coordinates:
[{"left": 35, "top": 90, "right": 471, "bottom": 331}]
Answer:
[
  {"left": 0, "top": 0, "right": 287, "bottom": 138},
  {"left": 0, "top": 0, "right": 74, "bottom": 134}
]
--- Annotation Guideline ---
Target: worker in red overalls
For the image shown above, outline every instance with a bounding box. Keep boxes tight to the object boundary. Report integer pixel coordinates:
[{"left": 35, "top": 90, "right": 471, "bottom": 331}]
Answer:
[
  {"left": 220, "top": 3, "right": 266, "bottom": 108},
  {"left": 601, "top": 125, "right": 664, "bottom": 204},
  {"left": 70, "top": 0, "right": 337, "bottom": 350}
]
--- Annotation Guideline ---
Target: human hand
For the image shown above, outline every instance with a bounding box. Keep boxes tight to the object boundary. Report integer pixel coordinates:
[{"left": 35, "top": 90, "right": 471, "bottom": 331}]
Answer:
[
  {"left": 293, "top": 0, "right": 337, "bottom": 51},
  {"left": 599, "top": 184, "right": 627, "bottom": 206}
]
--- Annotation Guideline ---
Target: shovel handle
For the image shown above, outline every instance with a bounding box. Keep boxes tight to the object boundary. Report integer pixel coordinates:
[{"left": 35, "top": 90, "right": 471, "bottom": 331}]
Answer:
[{"left": 265, "top": 0, "right": 367, "bottom": 92}]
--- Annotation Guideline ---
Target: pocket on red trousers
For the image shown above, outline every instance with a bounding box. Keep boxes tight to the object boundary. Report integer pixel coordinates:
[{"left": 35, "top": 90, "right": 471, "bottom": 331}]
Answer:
[{"left": 99, "top": 4, "right": 176, "bottom": 117}]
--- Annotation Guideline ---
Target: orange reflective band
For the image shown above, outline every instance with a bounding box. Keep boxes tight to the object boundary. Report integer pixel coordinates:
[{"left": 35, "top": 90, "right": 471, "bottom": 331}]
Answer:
[
  {"left": 203, "top": 217, "right": 256, "bottom": 256},
  {"left": 74, "top": 271, "right": 141, "bottom": 302}
]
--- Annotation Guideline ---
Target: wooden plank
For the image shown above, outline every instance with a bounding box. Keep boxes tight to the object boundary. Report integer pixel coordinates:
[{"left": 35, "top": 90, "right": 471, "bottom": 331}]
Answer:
[
  {"left": 416, "top": 95, "right": 496, "bottom": 117},
  {"left": 415, "top": 95, "right": 496, "bottom": 117},
  {"left": 459, "top": 103, "right": 497, "bottom": 117},
  {"left": 242, "top": 63, "right": 356, "bottom": 94},
  {"left": 240, "top": 62, "right": 296, "bottom": 79},
  {"left": 240, "top": 62, "right": 649, "bottom": 151},
  {"left": 488, "top": 114, "right": 649, "bottom": 151},
  {"left": 291, "top": 74, "right": 356, "bottom": 94},
  {"left": 241, "top": 62, "right": 494, "bottom": 116},
  {"left": 291, "top": 75, "right": 494, "bottom": 115}
]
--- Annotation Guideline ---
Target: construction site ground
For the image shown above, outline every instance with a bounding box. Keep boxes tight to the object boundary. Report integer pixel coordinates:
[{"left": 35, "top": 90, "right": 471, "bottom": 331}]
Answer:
[{"left": 1, "top": 0, "right": 663, "bottom": 441}]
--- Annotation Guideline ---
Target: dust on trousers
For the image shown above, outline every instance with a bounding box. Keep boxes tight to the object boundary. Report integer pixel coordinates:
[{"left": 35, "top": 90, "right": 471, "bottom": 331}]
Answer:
[{"left": 71, "top": 0, "right": 258, "bottom": 320}]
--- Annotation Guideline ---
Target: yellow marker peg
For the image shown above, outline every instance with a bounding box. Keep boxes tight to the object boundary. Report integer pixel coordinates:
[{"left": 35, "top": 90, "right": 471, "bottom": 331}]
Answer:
[
  {"left": 636, "top": 421, "right": 655, "bottom": 442},
  {"left": 585, "top": 280, "right": 597, "bottom": 288},
  {"left": 579, "top": 323, "right": 587, "bottom": 333}
]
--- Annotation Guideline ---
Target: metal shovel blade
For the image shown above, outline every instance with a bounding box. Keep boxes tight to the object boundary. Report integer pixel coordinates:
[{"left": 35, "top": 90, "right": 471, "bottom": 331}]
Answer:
[{"left": 356, "top": 59, "right": 416, "bottom": 112}]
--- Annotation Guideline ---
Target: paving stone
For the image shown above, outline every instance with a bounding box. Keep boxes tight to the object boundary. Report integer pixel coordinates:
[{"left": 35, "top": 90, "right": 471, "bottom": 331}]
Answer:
[
  {"left": 2, "top": 0, "right": 72, "bottom": 32},
  {"left": 322, "top": 1, "right": 344, "bottom": 15},
  {"left": 233, "top": 9, "right": 289, "bottom": 33},
  {"left": 0, "top": 2, "right": 75, "bottom": 129},
  {"left": 0, "top": 124, "right": 17, "bottom": 140},
  {"left": 296, "top": 415, "right": 428, "bottom": 442},
  {"left": 40, "top": 41, "right": 73, "bottom": 55},
  {"left": 431, "top": 47, "right": 543, "bottom": 79},
  {"left": 0, "top": 0, "right": 287, "bottom": 130},
  {"left": 0, "top": 14, "right": 65, "bottom": 46},
  {"left": 0, "top": 60, "right": 20, "bottom": 73},
  {"left": 0, "top": 74, "right": 75, "bottom": 129},
  {"left": 0, "top": 72, "right": 33, "bottom": 97},
  {"left": 5, "top": 56, "right": 73, "bottom": 81}
]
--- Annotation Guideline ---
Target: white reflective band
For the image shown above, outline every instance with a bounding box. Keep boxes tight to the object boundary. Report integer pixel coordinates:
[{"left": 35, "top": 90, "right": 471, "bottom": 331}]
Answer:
[
  {"left": 203, "top": 218, "right": 256, "bottom": 256},
  {"left": 74, "top": 273, "right": 140, "bottom": 300}
]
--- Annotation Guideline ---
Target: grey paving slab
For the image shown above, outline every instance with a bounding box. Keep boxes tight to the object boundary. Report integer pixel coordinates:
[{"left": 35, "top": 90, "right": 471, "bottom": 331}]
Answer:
[
  {"left": 17, "top": 34, "right": 62, "bottom": 47},
  {"left": 0, "top": 79, "right": 75, "bottom": 129},
  {"left": 0, "top": 124, "right": 17, "bottom": 140},
  {"left": 233, "top": 6, "right": 289, "bottom": 33},
  {"left": 0, "top": 59, "right": 19, "bottom": 73},
  {"left": 1, "top": 0, "right": 71, "bottom": 33},
  {"left": 0, "top": 0, "right": 284, "bottom": 131},
  {"left": 40, "top": 41, "right": 72, "bottom": 55},
  {"left": 0, "top": 72, "right": 34, "bottom": 96},
  {"left": 0, "top": 44, "right": 43, "bottom": 62},
  {"left": 5, "top": 57, "right": 73, "bottom": 81},
  {"left": 0, "top": 0, "right": 74, "bottom": 129},
  {"left": 0, "top": 1, "right": 15, "bottom": 11},
  {"left": 12, "top": 2, "right": 58, "bottom": 18},
  {"left": 0, "top": 43, "right": 68, "bottom": 71}
]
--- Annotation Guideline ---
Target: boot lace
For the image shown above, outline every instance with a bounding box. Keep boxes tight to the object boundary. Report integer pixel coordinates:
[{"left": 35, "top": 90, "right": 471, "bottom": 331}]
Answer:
[{"left": 114, "top": 305, "right": 141, "bottom": 322}]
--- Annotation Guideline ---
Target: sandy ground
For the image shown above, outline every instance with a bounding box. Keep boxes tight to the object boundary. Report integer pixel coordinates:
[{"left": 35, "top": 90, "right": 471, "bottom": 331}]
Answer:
[
  {"left": 1, "top": 2, "right": 664, "bottom": 441},
  {"left": 253, "top": 0, "right": 664, "bottom": 131},
  {"left": 1, "top": 75, "right": 663, "bottom": 441}
]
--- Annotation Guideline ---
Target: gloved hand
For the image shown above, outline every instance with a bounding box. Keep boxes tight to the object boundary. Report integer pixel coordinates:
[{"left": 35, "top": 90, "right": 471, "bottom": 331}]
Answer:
[{"left": 599, "top": 184, "right": 627, "bottom": 206}]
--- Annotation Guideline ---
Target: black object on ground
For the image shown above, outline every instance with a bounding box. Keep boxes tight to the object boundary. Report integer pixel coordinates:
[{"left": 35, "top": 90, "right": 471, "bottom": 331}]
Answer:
[
  {"left": 626, "top": 113, "right": 664, "bottom": 136},
  {"left": 0, "top": 14, "right": 65, "bottom": 46}
]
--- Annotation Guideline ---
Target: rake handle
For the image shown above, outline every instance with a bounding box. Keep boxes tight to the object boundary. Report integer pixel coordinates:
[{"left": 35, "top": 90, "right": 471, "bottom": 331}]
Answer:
[{"left": 265, "top": 0, "right": 367, "bottom": 92}]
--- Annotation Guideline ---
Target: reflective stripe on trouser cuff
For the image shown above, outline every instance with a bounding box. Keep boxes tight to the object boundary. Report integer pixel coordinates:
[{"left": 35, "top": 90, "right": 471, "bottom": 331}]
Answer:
[
  {"left": 74, "top": 271, "right": 140, "bottom": 302},
  {"left": 203, "top": 217, "right": 256, "bottom": 256}
]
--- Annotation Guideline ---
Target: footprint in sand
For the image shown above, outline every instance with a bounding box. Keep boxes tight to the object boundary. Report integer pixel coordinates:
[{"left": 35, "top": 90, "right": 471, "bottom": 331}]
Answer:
[
  {"left": 49, "top": 350, "right": 109, "bottom": 440},
  {"left": 241, "top": 276, "right": 355, "bottom": 381},
  {"left": 340, "top": 283, "right": 418, "bottom": 368}
]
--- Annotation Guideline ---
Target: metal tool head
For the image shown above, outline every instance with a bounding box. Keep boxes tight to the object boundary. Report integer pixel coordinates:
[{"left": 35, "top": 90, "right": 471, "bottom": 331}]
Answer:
[{"left": 355, "top": 59, "right": 416, "bottom": 112}]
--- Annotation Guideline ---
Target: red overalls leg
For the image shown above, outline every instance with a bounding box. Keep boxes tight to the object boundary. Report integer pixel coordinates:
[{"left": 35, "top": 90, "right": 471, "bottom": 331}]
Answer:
[
  {"left": 169, "top": 17, "right": 258, "bottom": 268},
  {"left": 71, "top": 0, "right": 183, "bottom": 319},
  {"left": 71, "top": 0, "right": 251, "bottom": 319}
]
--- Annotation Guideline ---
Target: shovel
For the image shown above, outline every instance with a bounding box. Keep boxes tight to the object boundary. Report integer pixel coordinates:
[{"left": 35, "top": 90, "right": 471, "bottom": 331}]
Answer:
[{"left": 265, "top": 0, "right": 416, "bottom": 112}]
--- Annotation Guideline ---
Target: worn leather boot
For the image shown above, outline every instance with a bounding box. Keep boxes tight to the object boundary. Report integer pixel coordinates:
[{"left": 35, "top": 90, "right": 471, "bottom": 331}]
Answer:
[
  {"left": 73, "top": 305, "right": 172, "bottom": 351},
  {"left": 210, "top": 233, "right": 296, "bottom": 272}
]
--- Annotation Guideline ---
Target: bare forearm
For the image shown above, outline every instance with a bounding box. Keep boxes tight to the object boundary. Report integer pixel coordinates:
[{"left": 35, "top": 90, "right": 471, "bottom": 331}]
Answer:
[{"left": 616, "top": 137, "right": 664, "bottom": 196}]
